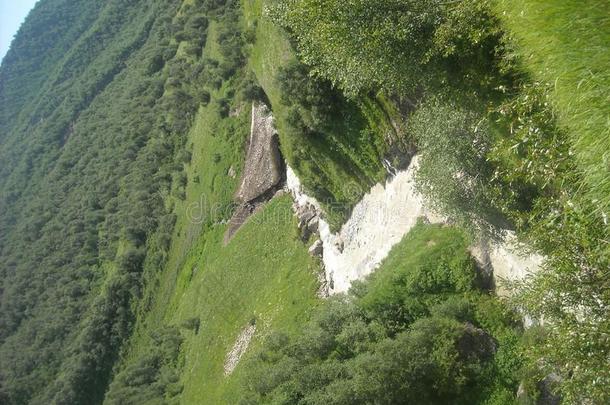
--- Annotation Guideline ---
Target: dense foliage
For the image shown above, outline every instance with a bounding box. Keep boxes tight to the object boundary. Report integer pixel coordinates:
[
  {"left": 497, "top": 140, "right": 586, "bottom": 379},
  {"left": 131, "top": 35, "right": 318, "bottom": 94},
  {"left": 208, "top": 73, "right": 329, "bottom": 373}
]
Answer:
[
  {"left": 274, "top": 59, "right": 388, "bottom": 227},
  {"left": 268, "top": 0, "right": 503, "bottom": 97},
  {"left": 0, "top": 0, "right": 215, "bottom": 402},
  {"left": 241, "top": 224, "right": 523, "bottom": 404},
  {"left": 104, "top": 326, "right": 184, "bottom": 405},
  {"left": 495, "top": 0, "right": 610, "bottom": 214}
]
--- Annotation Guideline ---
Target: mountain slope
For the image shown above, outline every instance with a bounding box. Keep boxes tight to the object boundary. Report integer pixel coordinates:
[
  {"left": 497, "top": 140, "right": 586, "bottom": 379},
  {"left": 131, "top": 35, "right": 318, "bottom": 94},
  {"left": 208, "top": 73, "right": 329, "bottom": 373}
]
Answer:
[
  {"left": 0, "top": 0, "right": 200, "bottom": 402},
  {"left": 0, "top": 0, "right": 607, "bottom": 404}
]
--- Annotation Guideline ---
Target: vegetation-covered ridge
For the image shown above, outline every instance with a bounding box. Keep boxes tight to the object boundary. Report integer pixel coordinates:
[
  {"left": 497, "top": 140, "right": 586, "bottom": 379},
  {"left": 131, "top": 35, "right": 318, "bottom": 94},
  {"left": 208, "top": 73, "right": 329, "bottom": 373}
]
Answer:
[
  {"left": 0, "top": 0, "right": 210, "bottom": 402},
  {"left": 267, "top": 0, "right": 609, "bottom": 402}
]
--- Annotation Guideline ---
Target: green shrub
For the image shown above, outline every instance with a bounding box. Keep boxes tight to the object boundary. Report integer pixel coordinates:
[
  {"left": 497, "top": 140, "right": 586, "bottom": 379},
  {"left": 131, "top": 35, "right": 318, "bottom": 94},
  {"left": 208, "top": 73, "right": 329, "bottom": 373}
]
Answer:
[
  {"left": 105, "top": 326, "right": 184, "bottom": 404},
  {"left": 180, "top": 317, "right": 201, "bottom": 333},
  {"left": 276, "top": 60, "right": 338, "bottom": 134},
  {"left": 240, "top": 72, "right": 267, "bottom": 103},
  {"left": 409, "top": 97, "right": 507, "bottom": 234}
]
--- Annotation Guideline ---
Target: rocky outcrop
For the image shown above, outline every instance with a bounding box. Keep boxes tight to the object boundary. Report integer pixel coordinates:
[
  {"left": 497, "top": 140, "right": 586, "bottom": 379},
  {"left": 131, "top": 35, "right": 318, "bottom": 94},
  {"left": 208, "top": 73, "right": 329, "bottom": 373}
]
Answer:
[
  {"left": 225, "top": 102, "right": 284, "bottom": 244},
  {"left": 287, "top": 157, "right": 445, "bottom": 294},
  {"left": 286, "top": 156, "right": 543, "bottom": 296},
  {"left": 296, "top": 202, "right": 320, "bottom": 241},
  {"left": 517, "top": 373, "right": 562, "bottom": 405},
  {"left": 470, "top": 235, "right": 543, "bottom": 296},
  {"left": 286, "top": 167, "right": 329, "bottom": 296},
  {"left": 458, "top": 322, "right": 497, "bottom": 362},
  {"left": 235, "top": 102, "right": 283, "bottom": 203},
  {"left": 308, "top": 239, "right": 323, "bottom": 257}
]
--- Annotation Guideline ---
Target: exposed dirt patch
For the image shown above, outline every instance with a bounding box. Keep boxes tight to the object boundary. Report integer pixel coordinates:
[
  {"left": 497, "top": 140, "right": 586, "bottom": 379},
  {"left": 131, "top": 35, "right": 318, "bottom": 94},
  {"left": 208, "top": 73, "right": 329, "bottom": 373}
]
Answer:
[
  {"left": 235, "top": 102, "right": 283, "bottom": 203},
  {"left": 224, "top": 102, "right": 285, "bottom": 244}
]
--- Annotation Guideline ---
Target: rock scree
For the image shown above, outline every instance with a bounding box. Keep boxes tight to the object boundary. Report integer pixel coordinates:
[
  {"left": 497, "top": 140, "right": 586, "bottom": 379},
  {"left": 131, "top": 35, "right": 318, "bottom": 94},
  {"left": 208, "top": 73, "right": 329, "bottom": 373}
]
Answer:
[
  {"left": 223, "top": 323, "right": 256, "bottom": 376},
  {"left": 287, "top": 156, "right": 543, "bottom": 295},
  {"left": 225, "top": 102, "right": 284, "bottom": 244},
  {"left": 236, "top": 102, "right": 283, "bottom": 203}
]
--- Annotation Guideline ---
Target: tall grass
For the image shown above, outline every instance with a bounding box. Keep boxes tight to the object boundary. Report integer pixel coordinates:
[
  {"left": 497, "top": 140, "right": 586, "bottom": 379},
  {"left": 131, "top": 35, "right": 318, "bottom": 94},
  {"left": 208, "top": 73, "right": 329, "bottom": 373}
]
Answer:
[{"left": 495, "top": 0, "right": 610, "bottom": 214}]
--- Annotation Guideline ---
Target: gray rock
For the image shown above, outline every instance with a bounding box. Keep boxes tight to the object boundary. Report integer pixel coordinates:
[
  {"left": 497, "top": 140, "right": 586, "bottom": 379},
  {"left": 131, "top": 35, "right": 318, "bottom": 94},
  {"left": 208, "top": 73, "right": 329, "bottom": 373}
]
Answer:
[
  {"left": 516, "top": 373, "right": 562, "bottom": 405},
  {"left": 334, "top": 237, "right": 344, "bottom": 253},
  {"left": 300, "top": 227, "right": 312, "bottom": 242},
  {"left": 235, "top": 102, "right": 283, "bottom": 203},
  {"left": 537, "top": 373, "right": 562, "bottom": 405},
  {"left": 297, "top": 206, "right": 316, "bottom": 228},
  {"left": 317, "top": 264, "right": 330, "bottom": 298},
  {"left": 308, "top": 239, "right": 323, "bottom": 257},
  {"left": 458, "top": 322, "right": 497, "bottom": 361},
  {"left": 225, "top": 103, "right": 286, "bottom": 243},
  {"left": 517, "top": 382, "right": 527, "bottom": 402},
  {"left": 307, "top": 216, "right": 319, "bottom": 234}
]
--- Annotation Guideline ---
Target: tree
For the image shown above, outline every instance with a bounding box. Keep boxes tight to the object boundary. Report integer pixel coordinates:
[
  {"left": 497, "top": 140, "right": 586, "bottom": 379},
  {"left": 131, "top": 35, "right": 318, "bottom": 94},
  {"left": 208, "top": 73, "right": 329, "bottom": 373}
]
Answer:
[{"left": 269, "top": 0, "right": 501, "bottom": 96}]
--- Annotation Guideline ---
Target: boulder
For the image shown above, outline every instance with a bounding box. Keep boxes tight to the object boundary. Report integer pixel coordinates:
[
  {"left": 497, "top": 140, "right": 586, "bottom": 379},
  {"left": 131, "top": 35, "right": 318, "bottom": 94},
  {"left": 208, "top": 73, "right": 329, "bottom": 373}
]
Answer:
[
  {"left": 297, "top": 205, "right": 316, "bottom": 228},
  {"left": 225, "top": 103, "right": 286, "bottom": 243},
  {"left": 538, "top": 373, "right": 562, "bottom": 405},
  {"left": 306, "top": 216, "right": 319, "bottom": 234},
  {"left": 458, "top": 322, "right": 497, "bottom": 362},
  {"left": 308, "top": 239, "right": 323, "bottom": 257}
]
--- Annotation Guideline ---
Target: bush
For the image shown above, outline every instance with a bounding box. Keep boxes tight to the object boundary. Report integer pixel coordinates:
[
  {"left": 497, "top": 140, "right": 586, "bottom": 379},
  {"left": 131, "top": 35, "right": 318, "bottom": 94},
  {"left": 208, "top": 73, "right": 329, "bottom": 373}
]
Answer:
[
  {"left": 118, "top": 248, "right": 145, "bottom": 274},
  {"left": 184, "top": 43, "right": 202, "bottom": 57},
  {"left": 180, "top": 317, "right": 200, "bottom": 333},
  {"left": 198, "top": 89, "right": 211, "bottom": 105},
  {"left": 217, "top": 98, "right": 230, "bottom": 118},
  {"left": 187, "top": 15, "right": 208, "bottom": 31},
  {"left": 409, "top": 97, "right": 508, "bottom": 234},
  {"left": 276, "top": 60, "right": 339, "bottom": 134},
  {"left": 240, "top": 73, "right": 266, "bottom": 103},
  {"left": 146, "top": 54, "right": 164, "bottom": 74},
  {"left": 105, "top": 326, "right": 184, "bottom": 404}
]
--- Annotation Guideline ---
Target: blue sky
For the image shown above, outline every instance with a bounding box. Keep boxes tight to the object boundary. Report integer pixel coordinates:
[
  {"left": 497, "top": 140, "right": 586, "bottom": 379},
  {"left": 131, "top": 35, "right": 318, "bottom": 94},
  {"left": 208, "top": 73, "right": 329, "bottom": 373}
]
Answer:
[{"left": 1, "top": 0, "right": 39, "bottom": 62}]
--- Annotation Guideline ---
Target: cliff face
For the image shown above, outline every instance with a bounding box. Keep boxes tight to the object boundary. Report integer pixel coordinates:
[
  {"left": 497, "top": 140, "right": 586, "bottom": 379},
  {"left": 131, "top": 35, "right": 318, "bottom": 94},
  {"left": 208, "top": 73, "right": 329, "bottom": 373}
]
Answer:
[{"left": 235, "top": 102, "right": 284, "bottom": 204}]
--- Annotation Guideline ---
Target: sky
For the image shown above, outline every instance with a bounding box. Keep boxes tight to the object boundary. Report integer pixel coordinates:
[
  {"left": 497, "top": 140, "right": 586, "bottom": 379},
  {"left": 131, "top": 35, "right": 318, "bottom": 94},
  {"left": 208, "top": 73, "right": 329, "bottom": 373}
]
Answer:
[{"left": 0, "top": 0, "right": 39, "bottom": 62}]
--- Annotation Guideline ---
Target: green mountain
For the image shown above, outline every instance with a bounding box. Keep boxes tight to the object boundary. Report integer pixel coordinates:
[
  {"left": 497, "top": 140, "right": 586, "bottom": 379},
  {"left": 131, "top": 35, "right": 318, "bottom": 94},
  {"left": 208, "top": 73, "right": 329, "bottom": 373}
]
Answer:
[{"left": 0, "top": 1, "right": 607, "bottom": 404}]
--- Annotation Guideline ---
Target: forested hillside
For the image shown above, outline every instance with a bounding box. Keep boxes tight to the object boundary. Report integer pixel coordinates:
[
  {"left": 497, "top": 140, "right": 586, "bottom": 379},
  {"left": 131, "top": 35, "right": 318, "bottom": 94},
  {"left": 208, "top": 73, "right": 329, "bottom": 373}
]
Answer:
[
  {"left": 0, "top": 0, "right": 206, "bottom": 402},
  {"left": 0, "top": 0, "right": 607, "bottom": 404}
]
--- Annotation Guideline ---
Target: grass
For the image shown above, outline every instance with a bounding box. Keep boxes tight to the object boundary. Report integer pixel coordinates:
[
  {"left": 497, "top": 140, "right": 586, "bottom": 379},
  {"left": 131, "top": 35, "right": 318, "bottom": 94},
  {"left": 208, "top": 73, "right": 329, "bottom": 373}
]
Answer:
[
  {"left": 122, "top": 97, "right": 248, "bottom": 361},
  {"left": 114, "top": 1, "right": 414, "bottom": 402},
  {"left": 174, "top": 196, "right": 319, "bottom": 404},
  {"left": 495, "top": 0, "right": 610, "bottom": 213},
  {"left": 367, "top": 222, "right": 475, "bottom": 295},
  {"left": 117, "top": 16, "right": 249, "bottom": 364}
]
